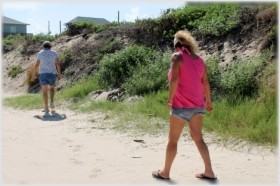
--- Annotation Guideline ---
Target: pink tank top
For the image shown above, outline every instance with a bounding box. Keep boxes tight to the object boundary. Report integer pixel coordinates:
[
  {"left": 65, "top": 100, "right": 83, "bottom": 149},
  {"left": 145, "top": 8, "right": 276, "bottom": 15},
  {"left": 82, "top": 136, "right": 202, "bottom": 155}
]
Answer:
[{"left": 168, "top": 50, "right": 205, "bottom": 108}]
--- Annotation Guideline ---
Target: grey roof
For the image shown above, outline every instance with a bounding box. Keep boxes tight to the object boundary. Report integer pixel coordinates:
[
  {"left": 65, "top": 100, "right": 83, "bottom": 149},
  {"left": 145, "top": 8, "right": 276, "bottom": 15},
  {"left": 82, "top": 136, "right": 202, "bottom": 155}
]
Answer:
[
  {"left": 66, "top": 16, "right": 110, "bottom": 25},
  {"left": 3, "top": 16, "right": 29, "bottom": 25}
]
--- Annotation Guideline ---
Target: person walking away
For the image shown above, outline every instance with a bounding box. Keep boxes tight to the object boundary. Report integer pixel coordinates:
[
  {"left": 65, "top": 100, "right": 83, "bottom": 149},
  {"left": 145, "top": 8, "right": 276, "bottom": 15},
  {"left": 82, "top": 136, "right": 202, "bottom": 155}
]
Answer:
[{"left": 31, "top": 41, "right": 61, "bottom": 113}]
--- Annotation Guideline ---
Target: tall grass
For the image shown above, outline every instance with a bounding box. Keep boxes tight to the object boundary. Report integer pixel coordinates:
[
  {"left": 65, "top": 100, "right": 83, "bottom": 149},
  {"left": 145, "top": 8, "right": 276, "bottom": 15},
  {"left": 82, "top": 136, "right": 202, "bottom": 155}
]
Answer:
[
  {"left": 4, "top": 94, "right": 42, "bottom": 109},
  {"left": 57, "top": 76, "right": 101, "bottom": 99},
  {"left": 203, "top": 97, "right": 277, "bottom": 144}
]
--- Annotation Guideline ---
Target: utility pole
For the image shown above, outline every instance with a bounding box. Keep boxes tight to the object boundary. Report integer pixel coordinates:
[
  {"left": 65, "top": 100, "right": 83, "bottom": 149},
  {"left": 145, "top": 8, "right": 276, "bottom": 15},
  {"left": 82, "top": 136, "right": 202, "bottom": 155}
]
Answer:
[
  {"left": 48, "top": 21, "right": 50, "bottom": 35},
  {"left": 118, "top": 11, "right": 120, "bottom": 23},
  {"left": 59, "top": 21, "right": 61, "bottom": 34}
]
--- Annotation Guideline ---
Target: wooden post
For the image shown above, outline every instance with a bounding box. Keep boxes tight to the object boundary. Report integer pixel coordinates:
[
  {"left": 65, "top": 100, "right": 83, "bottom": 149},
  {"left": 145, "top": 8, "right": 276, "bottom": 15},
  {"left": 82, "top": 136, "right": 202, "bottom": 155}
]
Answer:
[
  {"left": 59, "top": 21, "right": 61, "bottom": 34},
  {"left": 118, "top": 11, "right": 120, "bottom": 23}
]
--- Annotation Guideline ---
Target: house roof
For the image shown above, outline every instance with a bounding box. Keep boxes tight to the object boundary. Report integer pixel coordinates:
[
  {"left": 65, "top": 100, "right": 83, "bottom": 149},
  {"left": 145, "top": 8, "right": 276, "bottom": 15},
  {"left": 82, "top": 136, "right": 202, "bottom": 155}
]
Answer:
[
  {"left": 66, "top": 16, "right": 110, "bottom": 25},
  {"left": 3, "top": 16, "right": 29, "bottom": 25}
]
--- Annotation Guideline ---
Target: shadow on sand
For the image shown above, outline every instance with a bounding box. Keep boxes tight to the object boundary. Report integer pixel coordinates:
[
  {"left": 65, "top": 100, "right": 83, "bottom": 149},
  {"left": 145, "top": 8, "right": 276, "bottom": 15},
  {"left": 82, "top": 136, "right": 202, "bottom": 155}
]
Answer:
[
  {"left": 34, "top": 111, "right": 66, "bottom": 121},
  {"left": 153, "top": 177, "right": 219, "bottom": 185},
  {"left": 198, "top": 177, "right": 219, "bottom": 185}
]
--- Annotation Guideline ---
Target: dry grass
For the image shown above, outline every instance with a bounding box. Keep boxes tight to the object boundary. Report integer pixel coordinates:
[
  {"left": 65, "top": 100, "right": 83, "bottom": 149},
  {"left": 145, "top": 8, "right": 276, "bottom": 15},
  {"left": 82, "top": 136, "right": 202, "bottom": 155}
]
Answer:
[{"left": 26, "top": 64, "right": 39, "bottom": 86}]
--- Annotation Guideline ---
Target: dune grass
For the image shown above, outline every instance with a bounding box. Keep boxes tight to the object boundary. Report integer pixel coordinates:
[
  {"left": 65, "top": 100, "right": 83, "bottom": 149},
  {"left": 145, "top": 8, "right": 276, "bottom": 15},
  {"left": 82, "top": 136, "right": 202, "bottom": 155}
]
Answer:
[
  {"left": 4, "top": 94, "right": 42, "bottom": 109},
  {"left": 57, "top": 76, "right": 101, "bottom": 99},
  {"left": 65, "top": 89, "right": 277, "bottom": 145},
  {"left": 203, "top": 98, "right": 277, "bottom": 144},
  {"left": 4, "top": 87, "right": 277, "bottom": 145}
]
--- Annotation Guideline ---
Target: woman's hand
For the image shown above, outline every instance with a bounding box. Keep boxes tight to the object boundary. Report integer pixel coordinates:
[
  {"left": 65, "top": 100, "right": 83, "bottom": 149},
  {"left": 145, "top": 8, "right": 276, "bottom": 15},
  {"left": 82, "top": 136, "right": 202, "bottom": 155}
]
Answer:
[
  {"left": 167, "top": 99, "right": 173, "bottom": 110},
  {"left": 206, "top": 101, "right": 213, "bottom": 113},
  {"left": 167, "top": 102, "right": 172, "bottom": 110}
]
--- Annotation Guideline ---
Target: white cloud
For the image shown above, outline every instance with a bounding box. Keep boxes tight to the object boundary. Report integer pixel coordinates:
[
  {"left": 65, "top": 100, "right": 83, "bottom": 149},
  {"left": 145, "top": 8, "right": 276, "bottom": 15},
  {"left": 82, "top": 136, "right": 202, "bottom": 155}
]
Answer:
[
  {"left": 27, "top": 18, "right": 46, "bottom": 35},
  {"left": 125, "top": 8, "right": 149, "bottom": 22},
  {"left": 3, "top": 2, "right": 38, "bottom": 13}
]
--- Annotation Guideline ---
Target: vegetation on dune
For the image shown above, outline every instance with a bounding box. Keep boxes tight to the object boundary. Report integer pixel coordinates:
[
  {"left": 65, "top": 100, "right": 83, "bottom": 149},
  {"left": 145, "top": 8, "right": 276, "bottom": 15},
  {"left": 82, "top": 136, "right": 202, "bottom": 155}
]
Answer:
[
  {"left": 3, "top": 3, "right": 277, "bottom": 145},
  {"left": 8, "top": 65, "right": 23, "bottom": 78}
]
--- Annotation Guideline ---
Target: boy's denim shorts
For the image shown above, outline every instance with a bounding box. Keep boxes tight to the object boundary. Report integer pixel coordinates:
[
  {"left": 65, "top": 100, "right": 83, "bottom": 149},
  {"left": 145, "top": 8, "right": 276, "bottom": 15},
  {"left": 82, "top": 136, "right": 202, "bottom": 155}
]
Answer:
[
  {"left": 39, "top": 73, "right": 57, "bottom": 86},
  {"left": 170, "top": 107, "right": 206, "bottom": 122}
]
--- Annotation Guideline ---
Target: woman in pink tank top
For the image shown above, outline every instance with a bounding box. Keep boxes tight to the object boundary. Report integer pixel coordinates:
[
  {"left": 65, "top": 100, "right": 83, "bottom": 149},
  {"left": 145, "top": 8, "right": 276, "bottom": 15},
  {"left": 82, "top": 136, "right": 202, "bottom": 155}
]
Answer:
[{"left": 152, "top": 31, "right": 216, "bottom": 180}]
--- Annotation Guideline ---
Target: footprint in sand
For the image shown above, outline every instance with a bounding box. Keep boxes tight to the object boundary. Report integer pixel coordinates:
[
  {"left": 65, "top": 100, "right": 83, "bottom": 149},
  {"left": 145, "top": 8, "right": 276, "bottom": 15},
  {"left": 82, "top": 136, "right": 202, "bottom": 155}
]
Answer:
[
  {"left": 89, "top": 169, "right": 101, "bottom": 178},
  {"left": 72, "top": 145, "right": 83, "bottom": 152},
  {"left": 69, "top": 158, "right": 83, "bottom": 165},
  {"left": 73, "top": 160, "right": 83, "bottom": 165},
  {"left": 63, "top": 138, "right": 73, "bottom": 143}
]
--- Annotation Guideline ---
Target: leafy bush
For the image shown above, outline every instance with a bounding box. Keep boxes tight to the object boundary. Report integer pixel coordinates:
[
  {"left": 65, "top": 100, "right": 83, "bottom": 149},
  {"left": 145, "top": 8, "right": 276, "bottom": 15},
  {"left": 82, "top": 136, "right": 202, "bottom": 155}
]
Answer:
[
  {"left": 96, "top": 45, "right": 155, "bottom": 88},
  {"left": 268, "top": 25, "right": 276, "bottom": 40},
  {"left": 205, "top": 55, "right": 222, "bottom": 99},
  {"left": 8, "top": 65, "right": 23, "bottom": 78},
  {"left": 65, "top": 22, "right": 105, "bottom": 36},
  {"left": 3, "top": 34, "right": 26, "bottom": 52},
  {"left": 188, "top": 3, "right": 241, "bottom": 36},
  {"left": 205, "top": 55, "right": 221, "bottom": 88},
  {"left": 220, "top": 49, "right": 270, "bottom": 99},
  {"left": 133, "top": 3, "right": 242, "bottom": 46},
  {"left": 25, "top": 33, "right": 55, "bottom": 44},
  {"left": 99, "top": 38, "right": 124, "bottom": 55},
  {"left": 123, "top": 51, "right": 171, "bottom": 95},
  {"left": 59, "top": 49, "right": 72, "bottom": 71}
]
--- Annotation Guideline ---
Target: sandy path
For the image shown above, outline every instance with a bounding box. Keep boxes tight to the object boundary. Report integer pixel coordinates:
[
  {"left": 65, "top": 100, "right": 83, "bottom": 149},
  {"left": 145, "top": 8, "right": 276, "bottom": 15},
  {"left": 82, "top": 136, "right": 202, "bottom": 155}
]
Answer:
[{"left": 2, "top": 106, "right": 278, "bottom": 185}]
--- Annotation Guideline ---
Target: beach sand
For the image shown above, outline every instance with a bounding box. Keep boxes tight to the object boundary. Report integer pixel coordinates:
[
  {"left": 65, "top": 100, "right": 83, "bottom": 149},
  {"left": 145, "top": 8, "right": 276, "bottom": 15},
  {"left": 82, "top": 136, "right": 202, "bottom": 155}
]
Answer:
[{"left": 2, "top": 106, "right": 278, "bottom": 185}]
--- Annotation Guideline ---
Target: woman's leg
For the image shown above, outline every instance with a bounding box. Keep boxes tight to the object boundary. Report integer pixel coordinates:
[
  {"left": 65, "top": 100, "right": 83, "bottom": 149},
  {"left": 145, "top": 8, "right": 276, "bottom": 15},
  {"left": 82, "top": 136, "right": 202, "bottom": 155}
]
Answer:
[
  {"left": 189, "top": 114, "right": 216, "bottom": 178},
  {"left": 154, "top": 115, "right": 186, "bottom": 178}
]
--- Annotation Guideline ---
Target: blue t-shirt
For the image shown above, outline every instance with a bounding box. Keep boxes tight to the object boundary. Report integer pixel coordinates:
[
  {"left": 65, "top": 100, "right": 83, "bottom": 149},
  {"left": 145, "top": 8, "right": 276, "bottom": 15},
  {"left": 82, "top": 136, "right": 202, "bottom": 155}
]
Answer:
[{"left": 37, "top": 49, "right": 58, "bottom": 74}]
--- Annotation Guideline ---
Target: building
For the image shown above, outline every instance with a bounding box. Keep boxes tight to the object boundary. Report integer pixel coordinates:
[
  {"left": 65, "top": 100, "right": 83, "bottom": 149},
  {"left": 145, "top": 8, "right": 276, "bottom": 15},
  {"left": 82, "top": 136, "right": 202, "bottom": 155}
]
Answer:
[
  {"left": 3, "top": 16, "right": 30, "bottom": 36},
  {"left": 66, "top": 16, "right": 110, "bottom": 25}
]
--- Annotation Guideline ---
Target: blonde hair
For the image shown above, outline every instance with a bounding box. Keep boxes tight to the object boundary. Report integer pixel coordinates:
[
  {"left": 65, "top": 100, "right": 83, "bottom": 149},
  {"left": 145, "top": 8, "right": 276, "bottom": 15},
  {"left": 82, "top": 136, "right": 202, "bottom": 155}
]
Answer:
[{"left": 174, "top": 30, "right": 199, "bottom": 54}]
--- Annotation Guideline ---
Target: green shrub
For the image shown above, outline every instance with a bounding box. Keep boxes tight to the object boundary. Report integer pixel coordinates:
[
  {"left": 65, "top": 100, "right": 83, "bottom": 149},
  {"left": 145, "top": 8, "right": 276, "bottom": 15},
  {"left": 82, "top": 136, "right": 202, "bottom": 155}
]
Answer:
[
  {"left": 220, "top": 49, "right": 270, "bottom": 99},
  {"left": 133, "top": 3, "right": 242, "bottom": 46},
  {"left": 99, "top": 38, "right": 123, "bottom": 55},
  {"left": 96, "top": 45, "right": 155, "bottom": 88},
  {"left": 8, "top": 65, "right": 23, "bottom": 78},
  {"left": 205, "top": 55, "right": 221, "bottom": 88},
  {"left": 188, "top": 3, "right": 242, "bottom": 36},
  {"left": 268, "top": 25, "right": 276, "bottom": 40},
  {"left": 3, "top": 34, "right": 26, "bottom": 52},
  {"left": 60, "top": 49, "right": 72, "bottom": 71},
  {"left": 26, "top": 33, "right": 55, "bottom": 43},
  {"left": 123, "top": 51, "right": 171, "bottom": 95},
  {"left": 65, "top": 22, "right": 105, "bottom": 36}
]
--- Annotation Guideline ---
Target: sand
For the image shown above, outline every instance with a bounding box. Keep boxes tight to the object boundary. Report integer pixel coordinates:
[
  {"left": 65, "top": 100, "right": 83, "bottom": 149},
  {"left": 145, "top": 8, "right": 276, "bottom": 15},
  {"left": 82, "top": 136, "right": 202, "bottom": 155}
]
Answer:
[{"left": 2, "top": 105, "right": 278, "bottom": 185}]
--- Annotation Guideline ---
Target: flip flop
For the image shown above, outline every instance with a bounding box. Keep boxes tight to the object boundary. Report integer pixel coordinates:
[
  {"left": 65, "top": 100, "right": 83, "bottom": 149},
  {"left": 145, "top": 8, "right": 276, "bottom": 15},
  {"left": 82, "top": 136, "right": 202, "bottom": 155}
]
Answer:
[
  {"left": 50, "top": 102, "right": 55, "bottom": 111},
  {"left": 42, "top": 108, "right": 50, "bottom": 113},
  {"left": 152, "top": 170, "right": 170, "bottom": 180},
  {"left": 195, "top": 173, "right": 217, "bottom": 180}
]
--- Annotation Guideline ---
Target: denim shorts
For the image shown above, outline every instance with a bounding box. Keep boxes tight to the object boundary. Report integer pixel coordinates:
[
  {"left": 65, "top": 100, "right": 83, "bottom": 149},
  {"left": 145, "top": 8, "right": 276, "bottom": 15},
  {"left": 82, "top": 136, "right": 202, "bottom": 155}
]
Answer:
[
  {"left": 170, "top": 107, "right": 206, "bottom": 122},
  {"left": 39, "top": 73, "right": 57, "bottom": 86}
]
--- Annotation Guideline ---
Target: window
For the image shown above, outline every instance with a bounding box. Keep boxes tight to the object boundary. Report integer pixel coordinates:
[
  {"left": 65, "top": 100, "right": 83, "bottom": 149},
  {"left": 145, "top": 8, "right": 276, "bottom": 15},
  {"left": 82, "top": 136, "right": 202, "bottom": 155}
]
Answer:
[{"left": 10, "top": 26, "right": 16, "bottom": 33}]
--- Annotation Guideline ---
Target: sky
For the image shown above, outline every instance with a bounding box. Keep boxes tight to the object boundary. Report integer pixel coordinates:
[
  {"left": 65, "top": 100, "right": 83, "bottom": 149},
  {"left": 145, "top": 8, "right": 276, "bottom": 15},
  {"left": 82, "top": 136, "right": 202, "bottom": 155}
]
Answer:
[{"left": 2, "top": 0, "right": 186, "bottom": 35}]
